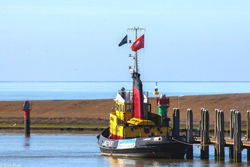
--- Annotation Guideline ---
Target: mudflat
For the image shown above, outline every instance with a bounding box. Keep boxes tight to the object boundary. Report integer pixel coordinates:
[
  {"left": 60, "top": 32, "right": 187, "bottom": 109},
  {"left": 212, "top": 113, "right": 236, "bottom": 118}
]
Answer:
[{"left": 0, "top": 93, "right": 250, "bottom": 125}]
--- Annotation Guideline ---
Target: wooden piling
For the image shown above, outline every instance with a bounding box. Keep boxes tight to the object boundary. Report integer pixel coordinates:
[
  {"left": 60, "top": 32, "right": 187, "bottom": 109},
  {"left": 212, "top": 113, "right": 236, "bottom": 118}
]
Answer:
[
  {"left": 186, "top": 108, "right": 193, "bottom": 159},
  {"left": 230, "top": 109, "right": 236, "bottom": 139},
  {"left": 200, "top": 108, "right": 209, "bottom": 159},
  {"left": 198, "top": 109, "right": 202, "bottom": 137},
  {"left": 214, "top": 109, "right": 219, "bottom": 137},
  {"left": 215, "top": 110, "right": 224, "bottom": 161},
  {"left": 200, "top": 108, "right": 204, "bottom": 139},
  {"left": 247, "top": 110, "right": 250, "bottom": 161},
  {"left": 214, "top": 109, "right": 219, "bottom": 157},
  {"left": 229, "top": 109, "right": 236, "bottom": 159},
  {"left": 173, "top": 108, "right": 180, "bottom": 138},
  {"left": 233, "top": 111, "right": 242, "bottom": 163},
  {"left": 23, "top": 101, "right": 31, "bottom": 138}
]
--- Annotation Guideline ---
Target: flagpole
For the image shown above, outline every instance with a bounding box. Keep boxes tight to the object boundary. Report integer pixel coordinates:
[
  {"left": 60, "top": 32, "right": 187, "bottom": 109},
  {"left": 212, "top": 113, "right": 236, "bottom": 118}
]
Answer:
[{"left": 127, "top": 27, "right": 145, "bottom": 119}]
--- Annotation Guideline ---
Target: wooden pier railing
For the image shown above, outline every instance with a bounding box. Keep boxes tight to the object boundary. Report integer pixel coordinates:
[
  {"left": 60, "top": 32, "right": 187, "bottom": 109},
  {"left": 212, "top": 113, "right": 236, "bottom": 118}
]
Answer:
[{"left": 172, "top": 108, "right": 250, "bottom": 163}]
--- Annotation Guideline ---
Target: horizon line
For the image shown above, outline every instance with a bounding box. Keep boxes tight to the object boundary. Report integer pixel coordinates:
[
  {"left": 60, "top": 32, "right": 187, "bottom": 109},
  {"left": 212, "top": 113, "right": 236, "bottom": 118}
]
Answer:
[{"left": 1, "top": 80, "right": 250, "bottom": 83}]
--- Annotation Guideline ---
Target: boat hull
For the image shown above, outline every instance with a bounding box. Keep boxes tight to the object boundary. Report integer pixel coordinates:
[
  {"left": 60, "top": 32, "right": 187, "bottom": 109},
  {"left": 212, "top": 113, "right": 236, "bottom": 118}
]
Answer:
[{"left": 97, "top": 128, "right": 189, "bottom": 158}]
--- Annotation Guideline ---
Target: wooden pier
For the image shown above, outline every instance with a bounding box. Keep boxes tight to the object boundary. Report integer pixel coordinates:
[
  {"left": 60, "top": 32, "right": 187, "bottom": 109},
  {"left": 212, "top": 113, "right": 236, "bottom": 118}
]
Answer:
[{"left": 172, "top": 108, "right": 250, "bottom": 162}]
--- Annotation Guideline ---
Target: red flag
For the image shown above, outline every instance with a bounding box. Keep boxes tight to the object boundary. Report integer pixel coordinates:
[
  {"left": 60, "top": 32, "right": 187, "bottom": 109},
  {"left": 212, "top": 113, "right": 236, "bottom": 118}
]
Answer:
[{"left": 131, "top": 34, "right": 144, "bottom": 52}]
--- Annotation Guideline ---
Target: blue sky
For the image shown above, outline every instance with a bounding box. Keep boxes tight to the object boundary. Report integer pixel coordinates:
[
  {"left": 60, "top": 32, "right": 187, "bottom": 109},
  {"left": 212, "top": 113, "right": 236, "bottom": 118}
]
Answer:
[{"left": 0, "top": 0, "right": 249, "bottom": 81}]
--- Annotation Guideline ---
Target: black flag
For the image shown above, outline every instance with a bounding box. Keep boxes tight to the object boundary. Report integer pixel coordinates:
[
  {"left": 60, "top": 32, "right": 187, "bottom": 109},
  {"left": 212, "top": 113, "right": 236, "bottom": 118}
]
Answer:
[{"left": 118, "top": 35, "right": 128, "bottom": 47}]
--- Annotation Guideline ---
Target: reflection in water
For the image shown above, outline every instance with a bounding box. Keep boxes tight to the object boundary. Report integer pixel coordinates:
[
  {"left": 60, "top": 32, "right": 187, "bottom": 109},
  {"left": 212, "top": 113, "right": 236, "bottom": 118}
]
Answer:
[
  {"left": 107, "top": 157, "right": 241, "bottom": 167},
  {"left": 108, "top": 157, "right": 157, "bottom": 167},
  {"left": 105, "top": 146, "right": 250, "bottom": 167},
  {"left": 24, "top": 137, "right": 30, "bottom": 147},
  {"left": 107, "top": 157, "right": 196, "bottom": 167}
]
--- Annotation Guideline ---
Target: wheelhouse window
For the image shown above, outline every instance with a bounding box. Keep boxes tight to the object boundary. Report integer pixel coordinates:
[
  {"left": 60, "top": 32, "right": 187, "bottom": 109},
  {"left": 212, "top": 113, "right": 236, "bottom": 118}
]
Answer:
[
  {"left": 120, "top": 104, "right": 124, "bottom": 112},
  {"left": 126, "top": 104, "right": 132, "bottom": 112},
  {"left": 116, "top": 103, "right": 120, "bottom": 111},
  {"left": 144, "top": 104, "right": 151, "bottom": 112}
]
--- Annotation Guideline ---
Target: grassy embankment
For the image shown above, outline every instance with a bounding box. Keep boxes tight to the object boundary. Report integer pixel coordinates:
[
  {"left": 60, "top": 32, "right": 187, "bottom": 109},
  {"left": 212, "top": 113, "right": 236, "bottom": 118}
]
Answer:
[{"left": 0, "top": 123, "right": 107, "bottom": 128}]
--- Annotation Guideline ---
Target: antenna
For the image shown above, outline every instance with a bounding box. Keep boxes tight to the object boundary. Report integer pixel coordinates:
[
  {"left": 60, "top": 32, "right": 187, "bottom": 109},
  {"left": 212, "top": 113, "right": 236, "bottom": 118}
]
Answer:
[{"left": 127, "top": 27, "right": 145, "bottom": 73}]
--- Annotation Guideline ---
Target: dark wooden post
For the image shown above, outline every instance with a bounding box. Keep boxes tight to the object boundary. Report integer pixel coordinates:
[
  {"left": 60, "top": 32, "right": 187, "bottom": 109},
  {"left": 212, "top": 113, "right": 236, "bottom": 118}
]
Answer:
[
  {"left": 200, "top": 108, "right": 209, "bottom": 159},
  {"left": 230, "top": 109, "right": 236, "bottom": 139},
  {"left": 186, "top": 108, "right": 193, "bottom": 159},
  {"left": 200, "top": 108, "right": 204, "bottom": 138},
  {"left": 173, "top": 108, "right": 180, "bottom": 138},
  {"left": 247, "top": 110, "right": 250, "bottom": 161},
  {"left": 198, "top": 109, "right": 202, "bottom": 137},
  {"left": 233, "top": 111, "right": 242, "bottom": 163},
  {"left": 23, "top": 101, "right": 31, "bottom": 138},
  {"left": 219, "top": 110, "right": 225, "bottom": 160},
  {"left": 214, "top": 109, "right": 219, "bottom": 157},
  {"left": 229, "top": 109, "right": 236, "bottom": 159},
  {"left": 214, "top": 109, "right": 219, "bottom": 137},
  {"left": 215, "top": 110, "right": 224, "bottom": 161}
]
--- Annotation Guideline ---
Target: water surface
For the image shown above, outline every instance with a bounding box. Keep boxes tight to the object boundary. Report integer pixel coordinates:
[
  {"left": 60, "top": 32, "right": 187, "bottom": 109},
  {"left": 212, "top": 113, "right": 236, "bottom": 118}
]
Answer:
[{"left": 0, "top": 133, "right": 249, "bottom": 167}]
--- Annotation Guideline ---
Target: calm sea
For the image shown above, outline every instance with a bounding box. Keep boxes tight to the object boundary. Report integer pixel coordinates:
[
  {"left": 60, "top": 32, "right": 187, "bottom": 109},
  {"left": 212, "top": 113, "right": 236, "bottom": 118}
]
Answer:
[
  {"left": 0, "top": 81, "right": 250, "bottom": 101},
  {"left": 0, "top": 133, "right": 249, "bottom": 167}
]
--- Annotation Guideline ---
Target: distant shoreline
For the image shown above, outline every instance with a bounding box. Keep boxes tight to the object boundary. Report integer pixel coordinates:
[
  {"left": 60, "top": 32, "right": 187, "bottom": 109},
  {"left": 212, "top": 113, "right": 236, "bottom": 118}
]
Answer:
[
  {"left": 0, "top": 93, "right": 250, "bottom": 127},
  {"left": 1, "top": 81, "right": 250, "bottom": 101}
]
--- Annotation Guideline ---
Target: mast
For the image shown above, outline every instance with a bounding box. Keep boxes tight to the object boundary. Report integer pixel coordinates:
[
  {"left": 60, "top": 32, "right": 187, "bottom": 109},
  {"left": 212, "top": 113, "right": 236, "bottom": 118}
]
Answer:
[
  {"left": 127, "top": 27, "right": 145, "bottom": 73},
  {"left": 128, "top": 27, "right": 145, "bottom": 119}
]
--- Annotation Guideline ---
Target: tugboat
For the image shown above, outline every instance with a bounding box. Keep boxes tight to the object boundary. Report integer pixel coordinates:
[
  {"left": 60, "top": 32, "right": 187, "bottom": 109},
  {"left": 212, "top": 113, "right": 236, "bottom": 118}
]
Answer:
[{"left": 97, "top": 28, "right": 188, "bottom": 158}]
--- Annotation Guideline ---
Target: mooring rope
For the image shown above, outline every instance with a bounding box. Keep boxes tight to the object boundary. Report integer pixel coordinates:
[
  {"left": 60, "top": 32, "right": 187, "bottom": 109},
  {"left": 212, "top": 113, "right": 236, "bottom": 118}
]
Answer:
[{"left": 172, "top": 138, "right": 211, "bottom": 147}]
